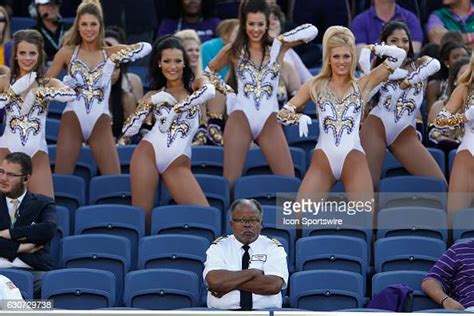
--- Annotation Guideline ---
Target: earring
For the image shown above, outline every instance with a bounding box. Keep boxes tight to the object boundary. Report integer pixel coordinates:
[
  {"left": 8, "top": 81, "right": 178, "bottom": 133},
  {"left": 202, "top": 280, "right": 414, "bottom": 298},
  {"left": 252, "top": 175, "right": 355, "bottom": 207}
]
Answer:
[{"left": 158, "top": 64, "right": 161, "bottom": 68}]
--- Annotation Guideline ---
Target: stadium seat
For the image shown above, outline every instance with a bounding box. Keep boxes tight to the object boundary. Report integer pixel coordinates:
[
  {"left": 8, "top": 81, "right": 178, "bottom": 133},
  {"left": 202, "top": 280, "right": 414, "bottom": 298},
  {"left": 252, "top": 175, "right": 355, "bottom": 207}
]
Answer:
[
  {"left": 45, "top": 118, "right": 61, "bottom": 144},
  {"left": 374, "top": 236, "right": 446, "bottom": 272},
  {"left": 52, "top": 174, "right": 86, "bottom": 213},
  {"left": 42, "top": 268, "right": 116, "bottom": 309},
  {"left": 0, "top": 269, "right": 34, "bottom": 299},
  {"left": 117, "top": 145, "right": 136, "bottom": 174},
  {"left": 376, "top": 207, "right": 448, "bottom": 241},
  {"left": 453, "top": 208, "right": 474, "bottom": 241},
  {"left": 160, "top": 174, "right": 230, "bottom": 212},
  {"left": 372, "top": 271, "right": 439, "bottom": 311},
  {"left": 381, "top": 148, "right": 445, "bottom": 178},
  {"left": 74, "top": 205, "right": 145, "bottom": 269},
  {"left": 11, "top": 17, "right": 35, "bottom": 34},
  {"left": 151, "top": 205, "right": 221, "bottom": 243},
  {"left": 378, "top": 176, "right": 447, "bottom": 210},
  {"left": 124, "top": 269, "right": 200, "bottom": 309},
  {"left": 448, "top": 149, "right": 456, "bottom": 175},
  {"left": 51, "top": 205, "right": 70, "bottom": 266},
  {"left": 243, "top": 147, "right": 307, "bottom": 179},
  {"left": 49, "top": 145, "right": 98, "bottom": 185},
  {"left": 284, "top": 119, "right": 318, "bottom": 163},
  {"left": 89, "top": 175, "right": 132, "bottom": 205},
  {"left": 60, "top": 234, "right": 131, "bottom": 305},
  {"left": 290, "top": 270, "right": 364, "bottom": 310},
  {"left": 47, "top": 100, "right": 66, "bottom": 120},
  {"left": 191, "top": 145, "right": 224, "bottom": 176},
  {"left": 234, "top": 175, "right": 301, "bottom": 205}
]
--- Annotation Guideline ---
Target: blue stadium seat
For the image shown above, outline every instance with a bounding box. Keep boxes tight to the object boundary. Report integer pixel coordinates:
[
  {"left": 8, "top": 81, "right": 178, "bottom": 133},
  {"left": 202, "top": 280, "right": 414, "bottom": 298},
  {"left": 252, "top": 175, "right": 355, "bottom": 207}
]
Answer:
[
  {"left": 372, "top": 271, "right": 439, "bottom": 311},
  {"left": 243, "top": 147, "right": 307, "bottom": 179},
  {"left": 284, "top": 119, "right": 318, "bottom": 164},
  {"left": 302, "top": 99, "right": 318, "bottom": 119},
  {"left": 295, "top": 236, "right": 368, "bottom": 286},
  {"left": 51, "top": 205, "right": 70, "bottom": 266},
  {"left": 160, "top": 174, "right": 230, "bottom": 212},
  {"left": 89, "top": 175, "right": 132, "bottom": 205},
  {"left": 128, "top": 66, "right": 150, "bottom": 89},
  {"left": 42, "top": 268, "right": 116, "bottom": 309},
  {"left": 124, "top": 269, "right": 200, "bottom": 309},
  {"left": 448, "top": 149, "right": 456, "bottom": 175},
  {"left": 376, "top": 207, "right": 448, "bottom": 241},
  {"left": 60, "top": 234, "right": 131, "bottom": 305},
  {"left": 52, "top": 174, "right": 86, "bottom": 213},
  {"left": 137, "top": 234, "right": 209, "bottom": 304},
  {"left": 414, "top": 309, "right": 467, "bottom": 313},
  {"left": 374, "top": 236, "right": 446, "bottom": 273},
  {"left": 0, "top": 269, "right": 34, "bottom": 299},
  {"left": 234, "top": 175, "right": 301, "bottom": 205},
  {"left": 47, "top": 100, "right": 66, "bottom": 120},
  {"left": 45, "top": 118, "right": 61, "bottom": 144},
  {"left": 381, "top": 148, "right": 445, "bottom": 178},
  {"left": 117, "top": 145, "right": 136, "bottom": 174},
  {"left": 191, "top": 145, "right": 224, "bottom": 176},
  {"left": 49, "top": 145, "right": 98, "bottom": 185},
  {"left": 290, "top": 270, "right": 364, "bottom": 310},
  {"left": 74, "top": 205, "right": 145, "bottom": 269},
  {"left": 151, "top": 205, "right": 221, "bottom": 243},
  {"left": 378, "top": 176, "right": 447, "bottom": 210},
  {"left": 453, "top": 208, "right": 474, "bottom": 241},
  {"left": 11, "top": 17, "right": 35, "bottom": 34}
]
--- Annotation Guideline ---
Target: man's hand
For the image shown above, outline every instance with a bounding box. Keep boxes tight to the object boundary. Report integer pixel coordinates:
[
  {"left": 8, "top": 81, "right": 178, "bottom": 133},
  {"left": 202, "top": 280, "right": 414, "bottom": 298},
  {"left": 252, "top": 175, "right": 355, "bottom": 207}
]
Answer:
[
  {"left": 443, "top": 297, "right": 464, "bottom": 310},
  {"left": 209, "top": 269, "right": 263, "bottom": 298},
  {"left": 17, "top": 243, "right": 43, "bottom": 254},
  {"left": 0, "top": 229, "right": 11, "bottom": 240}
]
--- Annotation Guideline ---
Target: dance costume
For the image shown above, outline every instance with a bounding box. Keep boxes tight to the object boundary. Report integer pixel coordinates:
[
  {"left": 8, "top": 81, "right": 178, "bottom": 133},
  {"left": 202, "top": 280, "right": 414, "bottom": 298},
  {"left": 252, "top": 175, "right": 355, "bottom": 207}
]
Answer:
[
  {"left": 0, "top": 79, "right": 75, "bottom": 157},
  {"left": 123, "top": 84, "right": 215, "bottom": 173},
  {"left": 369, "top": 57, "right": 440, "bottom": 145}
]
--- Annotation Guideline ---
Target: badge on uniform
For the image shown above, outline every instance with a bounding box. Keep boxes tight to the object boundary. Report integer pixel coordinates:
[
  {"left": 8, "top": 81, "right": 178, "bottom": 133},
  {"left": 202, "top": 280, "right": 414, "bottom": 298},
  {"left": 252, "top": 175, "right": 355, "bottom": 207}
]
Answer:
[{"left": 251, "top": 254, "right": 267, "bottom": 262}]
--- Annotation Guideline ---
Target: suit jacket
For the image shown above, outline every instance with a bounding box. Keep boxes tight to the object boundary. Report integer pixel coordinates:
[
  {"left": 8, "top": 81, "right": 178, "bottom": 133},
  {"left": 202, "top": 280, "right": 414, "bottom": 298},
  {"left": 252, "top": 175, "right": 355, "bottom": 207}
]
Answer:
[{"left": 0, "top": 192, "right": 57, "bottom": 271}]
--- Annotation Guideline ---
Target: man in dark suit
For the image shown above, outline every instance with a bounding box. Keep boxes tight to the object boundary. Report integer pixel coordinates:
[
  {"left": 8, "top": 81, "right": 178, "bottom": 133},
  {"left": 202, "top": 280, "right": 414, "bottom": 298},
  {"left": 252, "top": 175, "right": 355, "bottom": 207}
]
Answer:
[{"left": 0, "top": 152, "right": 57, "bottom": 297}]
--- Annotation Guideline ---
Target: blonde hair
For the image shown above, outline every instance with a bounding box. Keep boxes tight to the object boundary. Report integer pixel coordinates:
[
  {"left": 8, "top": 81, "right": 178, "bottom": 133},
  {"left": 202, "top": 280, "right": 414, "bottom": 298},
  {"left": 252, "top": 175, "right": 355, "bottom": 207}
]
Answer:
[
  {"left": 175, "top": 29, "right": 202, "bottom": 77},
  {"left": 310, "top": 26, "right": 357, "bottom": 101},
  {"left": 458, "top": 53, "right": 474, "bottom": 87},
  {"left": 216, "top": 19, "right": 239, "bottom": 39},
  {"left": 62, "top": 0, "right": 106, "bottom": 49},
  {"left": 0, "top": 6, "right": 10, "bottom": 45}
]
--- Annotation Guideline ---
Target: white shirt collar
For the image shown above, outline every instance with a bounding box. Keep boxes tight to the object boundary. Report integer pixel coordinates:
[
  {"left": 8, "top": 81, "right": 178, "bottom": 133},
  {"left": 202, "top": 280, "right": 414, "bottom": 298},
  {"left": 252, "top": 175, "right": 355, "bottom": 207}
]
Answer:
[{"left": 6, "top": 190, "right": 27, "bottom": 207}]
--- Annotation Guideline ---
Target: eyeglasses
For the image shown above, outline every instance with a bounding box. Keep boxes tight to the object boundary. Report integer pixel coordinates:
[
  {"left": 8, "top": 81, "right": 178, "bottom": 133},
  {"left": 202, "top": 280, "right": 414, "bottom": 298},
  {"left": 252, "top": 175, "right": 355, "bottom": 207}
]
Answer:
[
  {"left": 0, "top": 169, "right": 27, "bottom": 179},
  {"left": 232, "top": 217, "right": 261, "bottom": 225}
]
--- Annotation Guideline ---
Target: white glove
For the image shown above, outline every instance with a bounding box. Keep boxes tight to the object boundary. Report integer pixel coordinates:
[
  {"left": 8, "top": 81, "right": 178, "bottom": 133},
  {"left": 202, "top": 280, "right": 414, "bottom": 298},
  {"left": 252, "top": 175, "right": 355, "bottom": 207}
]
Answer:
[
  {"left": 270, "top": 38, "right": 282, "bottom": 64},
  {"left": 150, "top": 91, "right": 177, "bottom": 106},
  {"left": 226, "top": 92, "right": 236, "bottom": 116},
  {"left": 299, "top": 114, "right": 312, "bottom": 137},
  {"left": 279, "top": 24, "right": 318, "bottom": 44},
  {"left": 11, "top": 72, "right": 37, "bottom": 95},
  {"left": 372, "top": 43, "right": 406, "bottom": 72},
  {"left": 111, "top": 42, "right": 152, "bottom": 64},
  {"left": 62, "top": 73, "right": 84, "bottom": 88},
  {"left": 465, "top": 106, "right": 474, "bottom": 122},
  {"left": 21, "top": 90, "right": 36, "bottom": 115},
  {"left": 389, "top": 68, "right": 408, "bottom": 80},
  {"left": 358, "top": 47, "right": 372, "bottom": 76},
  {"left": 96, "top": 58, "right": 115, "bottom": 88}
]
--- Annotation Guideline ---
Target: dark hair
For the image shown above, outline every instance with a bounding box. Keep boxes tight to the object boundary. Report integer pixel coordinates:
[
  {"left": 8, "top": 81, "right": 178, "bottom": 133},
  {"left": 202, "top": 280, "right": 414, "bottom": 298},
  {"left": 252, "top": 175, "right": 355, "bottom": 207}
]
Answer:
[
  {"left": 437, "top": 40, "right": 467, "bottom": 80},
  {"left": 148, "top": 36, "right": 194, "bottom": 92},
  {"left": 446, "top": 56, "right": 470, "bottom": 96},
  {"left": 230, "top": 198, "right": 263, "bottom": 220},
  {"left": 231, "top": 0, "right": 273, "bottom": 60},
  {"left": 373, "top": 21, "right": 413, "bottom": 68},
  {"left": 270, "top": 4, "right": 285, "bottom": 26},
  {"left": 166, "top": 0, "right": 216, "bottom": 19},
  {"left": 4, "top": 152, "right": 33, "bottom": 176},
  {"left": 418, "top": 43, "right": 440, "bottom": 60},
  {"left": 105, "top": 26, "right": 128, "bottom": 138},
  {"left": 10, "top": 29, "right": 46, "bottom": 81}
]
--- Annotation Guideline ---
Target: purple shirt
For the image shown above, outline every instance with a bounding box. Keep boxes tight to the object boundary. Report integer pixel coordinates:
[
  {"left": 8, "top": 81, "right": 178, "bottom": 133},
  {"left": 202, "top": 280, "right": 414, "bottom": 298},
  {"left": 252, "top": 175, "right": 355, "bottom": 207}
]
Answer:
[
  {"left": 351, "top": 5, "right": 423, "bottom": 45},
  {"left": 424, "top": 239, "right": 474, "bottom": 308},
  {"left": 157, "top": 17, "right": 221, "bottom": 43}
]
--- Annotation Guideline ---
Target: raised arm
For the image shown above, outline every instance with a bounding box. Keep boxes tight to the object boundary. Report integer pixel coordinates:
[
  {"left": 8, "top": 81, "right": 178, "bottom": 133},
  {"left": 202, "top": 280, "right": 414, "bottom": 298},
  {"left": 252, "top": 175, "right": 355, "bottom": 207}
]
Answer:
[
  {"left": 399, "top": 56, "right": 441, "bottom": 90},
  {"left": 272, "top": 24, "right": 319, "bottom": 63},
  {"left": 434, "top": 84, "right": 470, "bottom": 129},
  {"left": 21, "top": 78, "right": 76, "bottom": 115},
  {"left": 46, "top": 47, "right": 72, "bottom": 78}
]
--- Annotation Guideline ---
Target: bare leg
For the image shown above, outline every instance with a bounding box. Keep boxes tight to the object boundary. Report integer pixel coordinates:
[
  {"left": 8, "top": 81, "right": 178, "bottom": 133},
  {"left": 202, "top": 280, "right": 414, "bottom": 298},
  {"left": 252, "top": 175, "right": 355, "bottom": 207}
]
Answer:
[
  {"left": 360, "top": 115, "right": 387, "bottom": 188},
  {"left": 88, "top": 115, "right": 121, "bottom": 175},
  {"left": 297, "top": 149, "right": 336, "bottom": 202},
  {"left": 447, "top": 150, "right": 474, "bottom": 227},
  {"left": 223, "top": 111, "right": 252, "bottom": 189},
  {"left": 257, "top": 113, "right": 294, "bottom": 177},
  {"left": 389, "top": 127, "right": 446, "bottom": 182},
  {"left": 130, "top": 141, "right": 159, "bottom": 231},
  {"left": 29, "top": 151, "right": 54, "bottom": 198},
  {"left": 161, "top": 156, "right": 209, "bottom": 206},
  {"left": 54, "top": 112, "right": 83, "bottom": 174}
]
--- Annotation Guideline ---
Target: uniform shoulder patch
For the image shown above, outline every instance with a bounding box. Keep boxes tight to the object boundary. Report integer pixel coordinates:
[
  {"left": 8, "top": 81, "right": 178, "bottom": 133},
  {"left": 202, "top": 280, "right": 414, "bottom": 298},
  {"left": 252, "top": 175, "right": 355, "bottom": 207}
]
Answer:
[
  {"left": 265, "top": 235, "right": 283, "bottom": 247},
  {"left": 212, "top": 235, "right": 228, "bottom": 244}
]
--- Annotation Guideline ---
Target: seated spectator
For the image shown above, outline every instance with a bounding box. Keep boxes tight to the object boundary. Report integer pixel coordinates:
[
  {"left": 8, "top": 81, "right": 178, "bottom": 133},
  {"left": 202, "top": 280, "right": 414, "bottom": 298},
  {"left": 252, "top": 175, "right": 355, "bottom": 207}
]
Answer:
[
  {"left": 0, "top": 152, "right": 57, "bottom": 298},
  {"left": 157, "top": 0, "right": 220, "bottom": 43},
  {"left": 204, "top": 199, "right": 288, "bottom": 310},
  {"left": 176, "top": 29, "right": 202, "bottom": 77},
  {"left": 201, "top": 18, "right": 239, "bottom": 79},
  {"left": 427, "top": 0, "right": 474, "bottom": 46},
  {"left": 351, "top": 0, "right": 423, "bottom": 56},
  {"left": 31, "top": 0, "right": 71, "bottom": 65},
  {"left": 422, "top": 239, "right": 474, "bottom": 311},
  {"left": 104, "top": 27, "right": 144, "bottom": 145}
]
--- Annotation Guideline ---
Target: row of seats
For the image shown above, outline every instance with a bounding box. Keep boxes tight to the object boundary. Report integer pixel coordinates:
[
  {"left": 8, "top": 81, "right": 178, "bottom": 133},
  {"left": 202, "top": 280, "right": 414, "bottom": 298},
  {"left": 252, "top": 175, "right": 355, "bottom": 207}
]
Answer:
[{"left": 0, "top": 267, "right": 445, "bottom": 311}]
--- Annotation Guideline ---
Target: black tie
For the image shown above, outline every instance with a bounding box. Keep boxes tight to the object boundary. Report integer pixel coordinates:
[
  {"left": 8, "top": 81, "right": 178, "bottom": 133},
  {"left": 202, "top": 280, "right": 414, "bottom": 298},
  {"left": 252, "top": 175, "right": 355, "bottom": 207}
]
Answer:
[{"left": 240, "top": 244, "right": 252, "bottom": 310}]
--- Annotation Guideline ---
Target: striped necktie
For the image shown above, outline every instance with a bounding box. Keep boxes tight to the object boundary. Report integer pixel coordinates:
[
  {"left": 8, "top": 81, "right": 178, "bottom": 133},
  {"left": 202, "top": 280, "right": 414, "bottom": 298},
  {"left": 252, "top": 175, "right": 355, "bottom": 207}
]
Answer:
[{"left": 10, "top": 199, "right": 19, "bottom": 227}]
